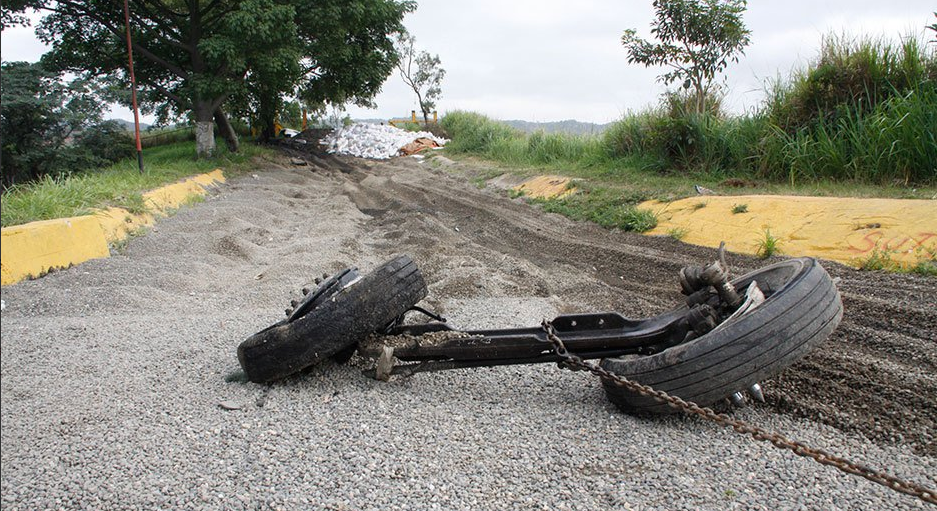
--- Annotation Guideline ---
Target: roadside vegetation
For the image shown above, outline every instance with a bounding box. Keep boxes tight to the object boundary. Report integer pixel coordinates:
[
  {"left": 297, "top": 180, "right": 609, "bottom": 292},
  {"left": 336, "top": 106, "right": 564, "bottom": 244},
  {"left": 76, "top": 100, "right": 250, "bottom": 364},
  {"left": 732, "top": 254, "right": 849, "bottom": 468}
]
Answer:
[
  {"left": 1, "top": 140, "right": 273, "bottom": 227},
  {"left": 440, "top": 32, "right": 937, "bottom": 242},
  {"left": 442, "top": 36, "right": 936, "bottom": 193}
]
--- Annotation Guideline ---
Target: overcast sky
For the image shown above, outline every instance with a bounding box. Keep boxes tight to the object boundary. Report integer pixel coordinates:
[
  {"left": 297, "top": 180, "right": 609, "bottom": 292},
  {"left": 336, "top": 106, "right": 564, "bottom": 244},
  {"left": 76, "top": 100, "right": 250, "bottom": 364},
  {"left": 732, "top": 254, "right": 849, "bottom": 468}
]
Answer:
[{"left": 2, "top": 0, "right": 933, "bottom": 124}]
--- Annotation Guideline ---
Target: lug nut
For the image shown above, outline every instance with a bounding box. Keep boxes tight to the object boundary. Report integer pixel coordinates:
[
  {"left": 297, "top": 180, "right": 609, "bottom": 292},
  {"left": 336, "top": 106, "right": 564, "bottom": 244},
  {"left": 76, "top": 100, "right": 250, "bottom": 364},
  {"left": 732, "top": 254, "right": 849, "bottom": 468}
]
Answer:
[
  {"left": 729, "top": 391, "right": 747, "bottom": 407},
  {"left": 748, "top": 383, "right": 765, "bottom": 403},
  {"left": 322, "top": 272, "right": 329, "bottom": 279},
  {"left": 285, "top": 308, "right": 292, "bottom": 316},
  {"left": 302, "top": 287, "right": 310, "bottom": 295},
  {"left": 290, "top": 299, "right": 299, "bottom": 307},
  {"left": 314, "top": 277, "right": 322, "bottom": 285}
]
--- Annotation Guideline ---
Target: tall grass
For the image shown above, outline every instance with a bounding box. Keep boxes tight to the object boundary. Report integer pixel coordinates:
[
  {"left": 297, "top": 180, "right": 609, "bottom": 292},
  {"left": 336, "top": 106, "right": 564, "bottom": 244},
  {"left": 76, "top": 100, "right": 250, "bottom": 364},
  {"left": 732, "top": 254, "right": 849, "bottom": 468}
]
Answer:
[
  {"left": 442, "top": 34, "right": 936, "bottom": 186},
  {"left": 442, "top": 110, "right": 615, "bottom": 169},
  {"left": 1, "top": 140, "right": 271, "bottom": 226}
]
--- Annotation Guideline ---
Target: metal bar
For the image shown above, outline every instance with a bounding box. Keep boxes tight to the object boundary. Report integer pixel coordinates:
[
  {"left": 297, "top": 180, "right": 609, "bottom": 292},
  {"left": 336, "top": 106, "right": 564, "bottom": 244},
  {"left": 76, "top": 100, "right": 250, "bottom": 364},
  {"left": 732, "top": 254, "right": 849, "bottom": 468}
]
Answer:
[
  {"left": 123, "top": 0, "right": 144, "bottom": 173},
  {"left": 384, "top": 310, "right": 690, "bottom": 366}
]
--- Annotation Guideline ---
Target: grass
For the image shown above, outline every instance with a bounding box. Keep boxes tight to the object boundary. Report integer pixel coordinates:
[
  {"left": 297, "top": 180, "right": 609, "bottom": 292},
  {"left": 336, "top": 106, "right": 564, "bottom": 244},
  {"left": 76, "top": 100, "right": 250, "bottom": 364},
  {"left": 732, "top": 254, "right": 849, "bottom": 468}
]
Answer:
[
  {"left": 529, "top": 184, "right": 658, "bottom": 232},
  {"left": 731, "top": 203, "right": 749, "bottom": 214},
  {"left": 441, "top": 112, "right": 936, "bottom": 201},
  {"left": 667, "top": 227, "right": 689, "bottom": 240},
  {"left": 1, "top": 139, "right": 273, "bottom": 227},
  {"left": 691, "top": 201, "right": 709, "bottom": 211},
  {"left": 853, "top": 244, "right": 937, "bottom": 275},
  {"left": 440, "top": 33, "right": 937, "bottom": 193},
  {"left": 854, "top": 245, "right": 898, "bottom": 271},
  {"left": 755, "top": 229, "right": 782, "bottom": 258}
]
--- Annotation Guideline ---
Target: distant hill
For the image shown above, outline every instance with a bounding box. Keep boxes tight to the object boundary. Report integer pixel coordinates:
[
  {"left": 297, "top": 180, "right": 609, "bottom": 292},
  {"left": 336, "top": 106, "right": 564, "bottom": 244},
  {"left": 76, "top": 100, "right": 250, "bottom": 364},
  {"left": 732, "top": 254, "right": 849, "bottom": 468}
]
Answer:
[
  {"left": 500, "top": 119, "right": 610, "bottom": 135},
  {"left": 110, "top": 118, "right": 152, "bottom": 131},
  {"left": 351, "top": 117, "right": 609, "bottom": 135}
]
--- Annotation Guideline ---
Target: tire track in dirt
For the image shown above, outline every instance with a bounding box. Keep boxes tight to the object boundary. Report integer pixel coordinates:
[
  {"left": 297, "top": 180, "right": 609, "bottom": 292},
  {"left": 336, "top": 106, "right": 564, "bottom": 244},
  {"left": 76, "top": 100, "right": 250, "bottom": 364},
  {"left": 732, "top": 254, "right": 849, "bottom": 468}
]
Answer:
[{"left": 337, "top": 156, "right": 937, "bottom": 456}]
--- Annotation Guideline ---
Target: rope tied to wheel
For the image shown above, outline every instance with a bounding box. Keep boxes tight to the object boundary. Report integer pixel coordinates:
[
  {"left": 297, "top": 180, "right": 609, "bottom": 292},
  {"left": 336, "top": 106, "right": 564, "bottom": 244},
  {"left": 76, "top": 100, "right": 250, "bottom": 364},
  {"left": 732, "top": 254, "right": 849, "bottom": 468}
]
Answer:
[{"left": 541, "top": 320, "right": 937, "bottom": 506}]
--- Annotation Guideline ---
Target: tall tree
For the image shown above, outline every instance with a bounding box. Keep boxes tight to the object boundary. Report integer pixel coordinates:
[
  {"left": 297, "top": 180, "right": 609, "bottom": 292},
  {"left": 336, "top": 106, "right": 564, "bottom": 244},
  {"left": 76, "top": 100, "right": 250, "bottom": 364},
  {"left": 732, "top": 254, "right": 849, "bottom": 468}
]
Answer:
[
  {"left": 34, "top": 0, "right": 301, "bottom": 157},
  {"left": 395, "top": 31, "right": 445, "bottom": 124},
  {"left": 9, "top": 0, "right": 411, "bottom": 155},
  {"left": 0, "top": 60, "right": 115, "bottom": 184},
  {"left": 621, "top": 0, "right": 751, "bottom": 114},
  {"left": 241, "top": 0, "right": 413, "bottom": 140}
]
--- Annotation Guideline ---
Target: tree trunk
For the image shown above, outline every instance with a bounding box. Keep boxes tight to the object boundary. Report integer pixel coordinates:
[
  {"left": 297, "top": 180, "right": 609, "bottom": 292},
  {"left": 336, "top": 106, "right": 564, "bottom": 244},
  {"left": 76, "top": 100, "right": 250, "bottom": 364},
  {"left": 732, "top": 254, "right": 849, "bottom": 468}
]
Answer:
[
  {"left": 194, "top": 102, "right": 215, "bottom": 158},
  {"left": 214, "top": 107, "right": 239, "bottom": 153}
]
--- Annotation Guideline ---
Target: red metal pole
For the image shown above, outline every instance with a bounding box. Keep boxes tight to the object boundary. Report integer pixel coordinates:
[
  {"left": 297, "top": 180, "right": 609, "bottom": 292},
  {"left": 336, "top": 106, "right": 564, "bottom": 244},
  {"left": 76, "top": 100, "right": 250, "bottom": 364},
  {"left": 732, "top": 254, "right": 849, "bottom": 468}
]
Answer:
[{"left": 123, "top": 0, "right": 144, "bottom": 173}]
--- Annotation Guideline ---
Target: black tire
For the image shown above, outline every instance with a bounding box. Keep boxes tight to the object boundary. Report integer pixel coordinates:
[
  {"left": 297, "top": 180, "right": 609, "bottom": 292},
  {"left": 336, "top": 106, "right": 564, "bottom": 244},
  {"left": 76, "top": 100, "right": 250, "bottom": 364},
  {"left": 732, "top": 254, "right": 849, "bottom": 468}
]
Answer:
[
  {"left": 238, "top": 254, "right": 427, "bottom": 383},
  {"left": 600, "top": 257, "right": 842, "bottom": 414}
]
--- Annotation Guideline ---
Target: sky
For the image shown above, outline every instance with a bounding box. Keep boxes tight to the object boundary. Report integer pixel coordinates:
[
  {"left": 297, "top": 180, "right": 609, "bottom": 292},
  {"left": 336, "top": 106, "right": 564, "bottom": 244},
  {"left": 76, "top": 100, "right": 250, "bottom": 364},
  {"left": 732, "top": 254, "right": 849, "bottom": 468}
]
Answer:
[{"left": 1, "top": 0, "right": 933, "bottom": 124}]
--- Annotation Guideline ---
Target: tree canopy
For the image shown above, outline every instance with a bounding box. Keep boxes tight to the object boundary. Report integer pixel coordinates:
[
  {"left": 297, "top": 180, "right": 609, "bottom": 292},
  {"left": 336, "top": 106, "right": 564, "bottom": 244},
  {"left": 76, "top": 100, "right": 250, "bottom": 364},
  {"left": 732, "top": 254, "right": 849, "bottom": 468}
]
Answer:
[
  {"left": 622, "top": 0, "right": 751, "bottom": 114},
  {"left": 1, "top": 60, "right": 133, "bottom": 184},
  {"left": 4, "top": 0, "right": 413, "bottom": 156}
]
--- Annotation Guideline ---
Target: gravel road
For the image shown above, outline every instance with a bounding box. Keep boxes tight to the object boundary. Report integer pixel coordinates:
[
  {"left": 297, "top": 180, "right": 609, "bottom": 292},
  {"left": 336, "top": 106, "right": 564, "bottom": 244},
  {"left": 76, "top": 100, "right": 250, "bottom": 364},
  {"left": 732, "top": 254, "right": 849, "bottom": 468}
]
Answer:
[{"left": 2, "top": 151, "right": 935, "bottom": 510}]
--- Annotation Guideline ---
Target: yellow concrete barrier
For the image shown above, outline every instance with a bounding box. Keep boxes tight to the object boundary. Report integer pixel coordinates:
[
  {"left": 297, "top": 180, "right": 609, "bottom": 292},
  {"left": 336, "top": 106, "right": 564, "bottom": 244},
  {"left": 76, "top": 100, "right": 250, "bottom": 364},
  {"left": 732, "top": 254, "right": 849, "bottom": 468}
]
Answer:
[
  {"left": 642, "top": 195, "right": 937, "bottom": 267},
  {"left": 1, "top": 170, "right": 224, "bottom": 286}
]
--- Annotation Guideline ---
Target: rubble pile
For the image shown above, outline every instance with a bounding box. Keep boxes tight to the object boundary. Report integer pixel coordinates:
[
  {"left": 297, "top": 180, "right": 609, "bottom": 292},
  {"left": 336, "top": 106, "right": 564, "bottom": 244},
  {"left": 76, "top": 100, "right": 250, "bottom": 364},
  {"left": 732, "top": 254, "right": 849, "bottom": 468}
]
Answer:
[{"left": 320, "top": 123, "right": 447, "bottom": 159}]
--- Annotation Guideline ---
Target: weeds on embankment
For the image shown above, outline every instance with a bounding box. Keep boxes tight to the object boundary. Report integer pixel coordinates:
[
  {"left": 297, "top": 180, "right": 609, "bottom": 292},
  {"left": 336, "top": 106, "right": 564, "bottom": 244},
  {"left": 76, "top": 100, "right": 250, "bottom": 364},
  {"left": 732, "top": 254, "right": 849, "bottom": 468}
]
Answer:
[{"left": 441, "top": 34, "right": 937, "bottom": 190}]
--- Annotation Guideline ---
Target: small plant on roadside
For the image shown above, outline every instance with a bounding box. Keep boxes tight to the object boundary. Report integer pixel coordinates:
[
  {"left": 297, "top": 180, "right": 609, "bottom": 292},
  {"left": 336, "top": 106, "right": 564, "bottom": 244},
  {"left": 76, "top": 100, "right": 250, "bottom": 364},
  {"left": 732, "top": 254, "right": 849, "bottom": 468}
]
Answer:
[
  {"left": 109, "top": 226, "right": 149, "bottom": 255},
  {"left": 667, "top": 227, "right": 689, "bottom": 240},
  {"left": 731, "top": 203, "right": 748, "bottom": 214},
  {"left": 507, "top": 188, "right": 525, "bottom": 199},
  {"left": 755, "top": 228, "right": 781, "bottom": 258},
  {"left": 908, "top": 259, "right": 937, "bottom": 277},
  {"left": 119, "top": 193, "right": 149, "bottom": 215},
  {"left": 908, "top": 245, "right": 937, "bottom": 277},
  {"left": 621, "top": 207, "right": 658, "bottom": 232},
  {"left": 853, "top": 245, "right": 898, "bottom": 271},
  {"left": 691, "top": 201, "right": 708, "bottom": 211}
]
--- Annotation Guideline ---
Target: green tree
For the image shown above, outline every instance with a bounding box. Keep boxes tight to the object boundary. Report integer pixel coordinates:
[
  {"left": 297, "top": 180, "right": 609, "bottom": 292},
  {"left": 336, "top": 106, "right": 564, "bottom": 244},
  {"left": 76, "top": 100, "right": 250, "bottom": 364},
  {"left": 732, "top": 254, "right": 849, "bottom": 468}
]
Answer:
[
  {"left": 622, "top": 0, "right": 751, "bottom": 114},
  {"left": 0, "top": 60, "right": 108, "bottom": 184},
  {"left": 395, "top": 31, "right": 445, "bottom": 124},
  {"left": 15, "top": 0, "right": 411, "bottom": 155},
  {"left": 239, "top": 0, "right": 413, "bottom": 140},
  {"left": 33, "top": 0, "right": 301, "bottom": 157}
]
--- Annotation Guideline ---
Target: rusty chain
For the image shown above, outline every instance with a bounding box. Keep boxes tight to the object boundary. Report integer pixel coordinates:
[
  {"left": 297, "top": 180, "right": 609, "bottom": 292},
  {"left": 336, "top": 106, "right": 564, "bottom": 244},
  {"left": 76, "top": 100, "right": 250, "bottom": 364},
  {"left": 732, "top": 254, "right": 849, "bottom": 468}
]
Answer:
[{"left": 541, "top": 320, "right": 937, "bottom": 506}]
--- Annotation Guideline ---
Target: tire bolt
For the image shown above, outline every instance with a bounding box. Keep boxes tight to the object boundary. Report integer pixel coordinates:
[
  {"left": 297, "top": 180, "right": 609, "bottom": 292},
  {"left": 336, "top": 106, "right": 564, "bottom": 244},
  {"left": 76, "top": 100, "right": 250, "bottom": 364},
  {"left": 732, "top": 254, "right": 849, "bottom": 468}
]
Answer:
[
  {"left": 301, "top": 287, "right": 310, "bottom": 295},
  {"left": 314, "top": 277, "right": 322, "bottom": 285},
  {"left": 285, "top": 308, "right": 292, "bottom": 316},
  {"left": 322, "top": 272, "right": 329, "bottom": 279},
  {"left": 747, "top": 383, "right": 765, "bottom": 403},
  {"left": 290, "top": 299, "right": 299, "bottom": 307},
  {"left": 729, "top": 391, "right": 747, "bottom": 407}
]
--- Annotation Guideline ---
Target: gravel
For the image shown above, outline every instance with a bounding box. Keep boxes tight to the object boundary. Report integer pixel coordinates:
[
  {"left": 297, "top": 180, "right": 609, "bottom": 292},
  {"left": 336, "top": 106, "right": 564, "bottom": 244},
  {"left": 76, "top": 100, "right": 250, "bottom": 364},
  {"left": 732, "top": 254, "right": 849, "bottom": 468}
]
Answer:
[
  {"left": 1, "top": 154, "right": 934, "bottom": 510},
  {"left": 320, "top": 123, "right": 447, "bottom": 159}
]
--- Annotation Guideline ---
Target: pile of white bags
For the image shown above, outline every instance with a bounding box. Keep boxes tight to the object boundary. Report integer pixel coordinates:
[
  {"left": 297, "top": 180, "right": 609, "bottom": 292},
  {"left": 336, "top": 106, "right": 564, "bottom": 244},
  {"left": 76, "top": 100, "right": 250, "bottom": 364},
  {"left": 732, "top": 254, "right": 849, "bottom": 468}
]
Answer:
[{"left": 320, "top": 123, "right": 447, "bottom": 159}]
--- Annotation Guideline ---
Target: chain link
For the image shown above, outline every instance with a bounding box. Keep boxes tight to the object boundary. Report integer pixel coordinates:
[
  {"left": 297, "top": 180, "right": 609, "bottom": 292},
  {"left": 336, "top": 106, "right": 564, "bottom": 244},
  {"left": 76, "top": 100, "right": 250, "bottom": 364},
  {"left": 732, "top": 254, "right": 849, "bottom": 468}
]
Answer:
[{"left": 541, "top": 320, "right": 937, "bottom": 506}]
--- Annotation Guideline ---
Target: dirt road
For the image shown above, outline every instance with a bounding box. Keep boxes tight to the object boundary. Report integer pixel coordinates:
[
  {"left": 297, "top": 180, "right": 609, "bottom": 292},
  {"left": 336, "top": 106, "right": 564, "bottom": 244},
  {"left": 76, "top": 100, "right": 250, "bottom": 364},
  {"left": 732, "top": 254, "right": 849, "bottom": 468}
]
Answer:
[
  {"left": 337, "top": 154, "right": 937, "bottom": 455},
  {"left": 1, "top": 150, "right": 934, "bottom": 509}
]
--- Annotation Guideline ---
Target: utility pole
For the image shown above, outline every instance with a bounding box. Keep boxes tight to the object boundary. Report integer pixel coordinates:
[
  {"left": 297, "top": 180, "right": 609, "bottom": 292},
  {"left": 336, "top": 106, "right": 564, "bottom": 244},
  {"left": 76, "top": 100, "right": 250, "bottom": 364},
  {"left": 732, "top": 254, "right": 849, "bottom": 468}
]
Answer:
[{"left": 123, "top": 0, "right": 144, "bottom": 173}]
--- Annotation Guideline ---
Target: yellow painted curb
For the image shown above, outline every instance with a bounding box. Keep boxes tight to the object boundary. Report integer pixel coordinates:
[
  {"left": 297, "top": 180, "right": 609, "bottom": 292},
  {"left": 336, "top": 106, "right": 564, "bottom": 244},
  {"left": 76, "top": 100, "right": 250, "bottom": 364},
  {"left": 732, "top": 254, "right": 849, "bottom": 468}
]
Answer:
[
  {"left": 642, "top": 195, "right": 937, "bottom": 267},
  {"left": 1, "top": 170, "right": 224, "bottom": 286},
  {"left": 514, "top": 175, "right": 576, "bottom": 199}
]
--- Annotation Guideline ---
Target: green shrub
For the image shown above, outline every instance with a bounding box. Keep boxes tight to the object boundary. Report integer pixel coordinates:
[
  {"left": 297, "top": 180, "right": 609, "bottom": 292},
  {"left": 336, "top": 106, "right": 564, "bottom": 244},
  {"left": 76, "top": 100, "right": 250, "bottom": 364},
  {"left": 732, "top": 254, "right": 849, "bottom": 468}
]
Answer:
[{"left": 73, "top": 121, "right": 137, "bottom": 164}]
